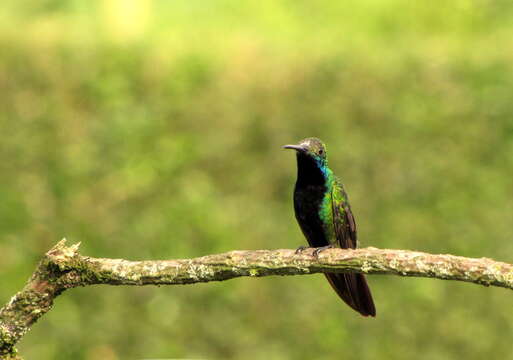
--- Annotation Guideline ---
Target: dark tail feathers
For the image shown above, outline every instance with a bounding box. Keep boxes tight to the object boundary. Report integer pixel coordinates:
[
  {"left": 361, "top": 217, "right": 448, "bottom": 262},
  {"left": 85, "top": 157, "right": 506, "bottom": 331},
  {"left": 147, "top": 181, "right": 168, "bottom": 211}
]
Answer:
[{"left": 324, "top": 272, "right": 376, "bottom": 317}]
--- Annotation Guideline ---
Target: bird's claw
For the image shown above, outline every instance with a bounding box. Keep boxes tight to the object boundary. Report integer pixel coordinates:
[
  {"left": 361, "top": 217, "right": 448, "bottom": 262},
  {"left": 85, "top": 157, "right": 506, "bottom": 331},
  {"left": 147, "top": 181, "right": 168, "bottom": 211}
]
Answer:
[
  {"left": 295, "top": 245, "right": 310, "bottom": 254},
  {"left": 312, "top": 245, "right": 334, "bottom": 258}
]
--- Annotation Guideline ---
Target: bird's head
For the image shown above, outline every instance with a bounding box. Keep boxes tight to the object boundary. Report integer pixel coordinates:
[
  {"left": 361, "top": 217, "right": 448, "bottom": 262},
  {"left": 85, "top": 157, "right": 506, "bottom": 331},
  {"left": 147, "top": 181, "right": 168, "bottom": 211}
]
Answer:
[{"left": 283, "top": 137, "right": 328, "bottom": 169}]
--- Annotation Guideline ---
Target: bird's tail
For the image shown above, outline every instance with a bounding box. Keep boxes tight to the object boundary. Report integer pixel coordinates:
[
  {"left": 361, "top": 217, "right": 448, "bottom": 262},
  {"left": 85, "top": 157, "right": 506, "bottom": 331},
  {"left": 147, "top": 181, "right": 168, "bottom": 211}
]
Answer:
[{"left": 324, "top": 272, "right": 376, "bottom": 317}]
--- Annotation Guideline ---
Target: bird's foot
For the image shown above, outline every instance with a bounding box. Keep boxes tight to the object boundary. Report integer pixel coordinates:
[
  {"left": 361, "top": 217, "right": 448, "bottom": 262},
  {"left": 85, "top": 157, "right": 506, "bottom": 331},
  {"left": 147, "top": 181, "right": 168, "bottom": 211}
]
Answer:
[
  {"left": 312, "top": 244, "right": 335, "bottom": 258},
  {"left": 295, "top": 245, "right": 310, "bottom": 254}
]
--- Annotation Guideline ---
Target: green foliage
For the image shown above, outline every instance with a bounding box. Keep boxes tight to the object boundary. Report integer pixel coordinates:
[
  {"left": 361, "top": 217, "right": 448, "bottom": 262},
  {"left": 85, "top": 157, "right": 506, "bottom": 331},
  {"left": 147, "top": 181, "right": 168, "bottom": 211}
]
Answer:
[{"left": 1, "top": 1, "right": 513, "bottom": 359}]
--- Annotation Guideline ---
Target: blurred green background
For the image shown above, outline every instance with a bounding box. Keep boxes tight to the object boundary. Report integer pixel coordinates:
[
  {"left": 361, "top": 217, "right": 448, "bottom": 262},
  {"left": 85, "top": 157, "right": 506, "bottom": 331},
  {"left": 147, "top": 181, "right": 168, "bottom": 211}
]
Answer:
[{"left": 1, "top": 1, "right": 513, "bottom": 359}]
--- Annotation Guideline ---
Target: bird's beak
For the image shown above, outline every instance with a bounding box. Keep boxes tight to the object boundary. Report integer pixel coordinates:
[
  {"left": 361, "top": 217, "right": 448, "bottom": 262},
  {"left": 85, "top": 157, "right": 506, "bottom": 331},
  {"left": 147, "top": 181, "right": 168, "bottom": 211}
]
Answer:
[{"left": 282, "top": 144, "right": 307, "bottom": 152}]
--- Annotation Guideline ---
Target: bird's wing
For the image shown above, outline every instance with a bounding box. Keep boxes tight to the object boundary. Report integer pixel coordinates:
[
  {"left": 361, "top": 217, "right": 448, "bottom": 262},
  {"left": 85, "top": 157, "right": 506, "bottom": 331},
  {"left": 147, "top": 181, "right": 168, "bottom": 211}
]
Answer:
[
  {"left": 329, "top": 180, "right": 375, "bottom": 316},
  {"left": 331, "top": 180, "right": 357, "bottom": 249}
]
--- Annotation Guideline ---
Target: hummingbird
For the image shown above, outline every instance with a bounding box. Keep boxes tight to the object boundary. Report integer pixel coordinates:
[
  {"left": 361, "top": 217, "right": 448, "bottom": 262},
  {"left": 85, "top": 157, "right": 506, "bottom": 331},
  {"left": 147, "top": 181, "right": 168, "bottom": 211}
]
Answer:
[{"left": 283, "top": 137, "right": 376, "bottom": 317}]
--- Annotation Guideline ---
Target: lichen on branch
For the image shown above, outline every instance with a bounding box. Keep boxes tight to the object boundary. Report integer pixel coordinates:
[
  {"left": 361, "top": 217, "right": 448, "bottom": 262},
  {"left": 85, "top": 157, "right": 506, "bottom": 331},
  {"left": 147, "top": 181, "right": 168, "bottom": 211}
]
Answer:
[{"left": 1, "top": 239, "right": 512, "bottom": 358}]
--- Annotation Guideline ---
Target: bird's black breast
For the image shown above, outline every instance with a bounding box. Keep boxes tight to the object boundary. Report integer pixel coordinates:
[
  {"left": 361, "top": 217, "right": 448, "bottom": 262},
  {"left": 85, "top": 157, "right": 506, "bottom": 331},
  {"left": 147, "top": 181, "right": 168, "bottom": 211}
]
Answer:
[{"left": 293, "top": 183, "right": 330, "bottom": 248}]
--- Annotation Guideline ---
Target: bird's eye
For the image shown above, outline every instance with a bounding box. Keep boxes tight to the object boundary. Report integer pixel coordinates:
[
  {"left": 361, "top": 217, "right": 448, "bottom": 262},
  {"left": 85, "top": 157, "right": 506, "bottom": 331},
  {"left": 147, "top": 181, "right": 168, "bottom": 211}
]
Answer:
[{"left": 319, "top": 149, "right": 324, "bottom": 155}]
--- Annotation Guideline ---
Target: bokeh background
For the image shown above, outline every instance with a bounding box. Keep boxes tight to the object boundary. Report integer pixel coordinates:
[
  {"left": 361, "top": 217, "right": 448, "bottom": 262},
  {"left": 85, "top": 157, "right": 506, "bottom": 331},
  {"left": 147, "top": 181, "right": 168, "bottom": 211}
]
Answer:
[{"left": 2, "top": 1, "right": 513, "bottom": 359}]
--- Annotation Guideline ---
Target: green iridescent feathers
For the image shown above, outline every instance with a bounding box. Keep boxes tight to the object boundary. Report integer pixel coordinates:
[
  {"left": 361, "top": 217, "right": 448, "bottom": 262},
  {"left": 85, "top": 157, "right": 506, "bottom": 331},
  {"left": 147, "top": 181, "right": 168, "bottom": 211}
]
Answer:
[
  {"left": 318, "top": 176, "right": 357, "bottom": 249},
  {"left": 331, "top": 179, "right": 358, "bottom": 249}
]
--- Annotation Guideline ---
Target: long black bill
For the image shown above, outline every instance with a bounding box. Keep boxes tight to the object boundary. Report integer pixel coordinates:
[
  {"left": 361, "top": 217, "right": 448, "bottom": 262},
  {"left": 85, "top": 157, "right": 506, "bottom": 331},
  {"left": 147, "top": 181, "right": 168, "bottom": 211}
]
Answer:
[{"left": 282, "top": 144, "right": 306, "bottom": 152}]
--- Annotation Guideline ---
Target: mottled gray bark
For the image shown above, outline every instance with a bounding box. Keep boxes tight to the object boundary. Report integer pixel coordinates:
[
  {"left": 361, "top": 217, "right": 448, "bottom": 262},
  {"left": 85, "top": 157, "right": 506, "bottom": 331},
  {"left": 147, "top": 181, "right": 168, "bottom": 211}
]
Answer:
[{"left": 1, "top": 239, "right": 512, "bottom": 358}]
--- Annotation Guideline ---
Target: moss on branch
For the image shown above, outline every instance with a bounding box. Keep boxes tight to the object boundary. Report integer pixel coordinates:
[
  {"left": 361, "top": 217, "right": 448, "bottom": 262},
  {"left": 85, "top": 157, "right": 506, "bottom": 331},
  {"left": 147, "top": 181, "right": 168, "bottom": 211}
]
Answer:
[{"left": 1, "top": 239, "right": 512, "bottom": 357}]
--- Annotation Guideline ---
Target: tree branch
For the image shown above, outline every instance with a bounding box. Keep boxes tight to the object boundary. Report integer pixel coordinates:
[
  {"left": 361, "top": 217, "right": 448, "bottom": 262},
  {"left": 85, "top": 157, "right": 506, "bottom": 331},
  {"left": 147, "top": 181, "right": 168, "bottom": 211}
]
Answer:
[{"left": 1, "top": 239, "right": 512, "bottom": 358}]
